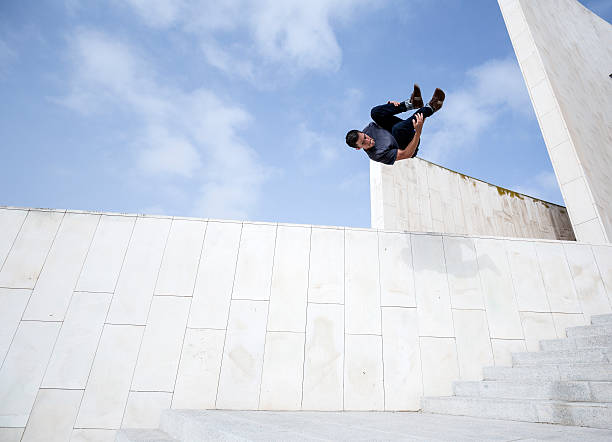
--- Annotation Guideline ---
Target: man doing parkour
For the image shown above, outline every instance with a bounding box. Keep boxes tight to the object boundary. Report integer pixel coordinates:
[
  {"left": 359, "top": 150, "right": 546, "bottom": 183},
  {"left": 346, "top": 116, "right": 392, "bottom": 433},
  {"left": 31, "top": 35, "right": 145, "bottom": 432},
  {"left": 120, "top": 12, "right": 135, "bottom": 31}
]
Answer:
[{"left": 345, "top": 84, "right": 445, "bottom": 165}]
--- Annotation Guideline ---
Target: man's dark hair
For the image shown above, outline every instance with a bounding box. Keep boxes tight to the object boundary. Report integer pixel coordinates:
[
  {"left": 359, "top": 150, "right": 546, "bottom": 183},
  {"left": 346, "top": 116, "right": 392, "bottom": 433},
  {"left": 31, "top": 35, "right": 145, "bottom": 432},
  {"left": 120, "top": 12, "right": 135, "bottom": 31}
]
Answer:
[{"left": 345, "top": 130, "right": 360, "bottom": 148}]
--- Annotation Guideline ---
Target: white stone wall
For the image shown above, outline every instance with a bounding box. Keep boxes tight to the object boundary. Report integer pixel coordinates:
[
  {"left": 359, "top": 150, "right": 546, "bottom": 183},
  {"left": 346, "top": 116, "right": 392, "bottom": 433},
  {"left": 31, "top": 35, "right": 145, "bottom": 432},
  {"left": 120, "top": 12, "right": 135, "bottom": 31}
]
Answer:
[
  {"left": 499, "top": 0, "right": 612, "bottom": 243},
  {"left": 1, "top": 207, "right": 611, "bottom": 441},
  {"left": 370, "top": 158, "right": 574, "bottom": 240}
]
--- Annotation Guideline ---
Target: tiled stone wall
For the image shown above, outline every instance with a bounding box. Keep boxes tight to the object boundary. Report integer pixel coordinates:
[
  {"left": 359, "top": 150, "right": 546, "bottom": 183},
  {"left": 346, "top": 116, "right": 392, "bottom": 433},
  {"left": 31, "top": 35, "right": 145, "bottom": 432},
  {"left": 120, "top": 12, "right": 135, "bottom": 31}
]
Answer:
[
  {"left": 498, "top": 0, "right": 612, "bottom": 243},
  {"left": 1, "top": 207, "right": 611, "bottom": 441},
  {"left": 370, "top": 158, "right": 575, "bottom": 240}
]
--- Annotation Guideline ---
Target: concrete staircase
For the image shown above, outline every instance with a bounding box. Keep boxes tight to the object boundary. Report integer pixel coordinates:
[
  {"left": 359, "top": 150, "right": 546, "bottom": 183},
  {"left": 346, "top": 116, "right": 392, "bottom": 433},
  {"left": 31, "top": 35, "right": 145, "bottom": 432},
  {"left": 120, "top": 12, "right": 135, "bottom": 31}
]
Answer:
[{"left": 422, "top": 313, "right": 612, "bottom": 429}]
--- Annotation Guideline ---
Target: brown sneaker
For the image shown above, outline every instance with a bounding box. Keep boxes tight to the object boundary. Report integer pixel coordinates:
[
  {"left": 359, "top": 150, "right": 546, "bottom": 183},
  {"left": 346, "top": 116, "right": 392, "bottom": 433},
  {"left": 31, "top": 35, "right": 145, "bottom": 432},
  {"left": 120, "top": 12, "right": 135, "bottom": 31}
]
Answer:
[
  {"left": 410, "top": 83, "right": 424, "bottom": 108},
  {"left": 428, "top": 88, "right": 445, "bottom": 112}
]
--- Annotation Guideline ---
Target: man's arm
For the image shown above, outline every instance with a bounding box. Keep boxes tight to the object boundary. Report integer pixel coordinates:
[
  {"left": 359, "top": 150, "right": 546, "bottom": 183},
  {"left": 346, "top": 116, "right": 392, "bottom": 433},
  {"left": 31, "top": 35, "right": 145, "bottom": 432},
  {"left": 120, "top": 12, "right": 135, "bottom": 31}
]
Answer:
[{"left": 395, "top": 113, "right": 424, "bottom": 161}]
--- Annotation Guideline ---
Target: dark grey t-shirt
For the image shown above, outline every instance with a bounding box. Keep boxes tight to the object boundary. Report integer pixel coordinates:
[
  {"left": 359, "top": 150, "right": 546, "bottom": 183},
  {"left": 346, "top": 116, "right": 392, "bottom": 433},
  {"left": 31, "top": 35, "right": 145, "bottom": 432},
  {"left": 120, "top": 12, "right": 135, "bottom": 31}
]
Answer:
[{"left": 362, "top": 122, "right": 398, "bottom": 165}]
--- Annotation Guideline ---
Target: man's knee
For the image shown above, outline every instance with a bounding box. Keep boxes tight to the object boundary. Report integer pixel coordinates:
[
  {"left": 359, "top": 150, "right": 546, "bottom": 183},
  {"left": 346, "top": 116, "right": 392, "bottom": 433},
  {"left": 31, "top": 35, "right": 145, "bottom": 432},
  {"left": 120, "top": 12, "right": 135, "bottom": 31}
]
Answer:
[{"left": 370, "top": 105, "right": 385, "bottom": 120}]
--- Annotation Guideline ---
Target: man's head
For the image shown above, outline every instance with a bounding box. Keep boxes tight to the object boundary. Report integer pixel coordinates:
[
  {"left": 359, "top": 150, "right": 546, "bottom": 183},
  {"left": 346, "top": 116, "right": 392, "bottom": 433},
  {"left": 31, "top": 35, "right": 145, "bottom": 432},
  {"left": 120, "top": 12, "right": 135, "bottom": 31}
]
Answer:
[{"left": 345, "top": 130, "right": 375, "bottom": 150}]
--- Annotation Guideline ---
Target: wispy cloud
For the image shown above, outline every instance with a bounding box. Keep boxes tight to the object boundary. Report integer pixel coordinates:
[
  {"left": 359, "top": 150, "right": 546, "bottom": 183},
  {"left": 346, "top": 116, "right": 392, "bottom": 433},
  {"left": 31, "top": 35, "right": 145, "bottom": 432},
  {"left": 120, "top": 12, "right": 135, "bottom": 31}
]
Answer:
[
  {"left": 59, "top": 28, "right": 272, "bottom": 219},
  {"left": 512, "top": 170, "right": 560, "bottom": 202},
  {"left": 119, "top": 0, "right": 381, "bottom": 82},
  {"left": 423, "top": 56, "right": 531, "bottom": 163}
]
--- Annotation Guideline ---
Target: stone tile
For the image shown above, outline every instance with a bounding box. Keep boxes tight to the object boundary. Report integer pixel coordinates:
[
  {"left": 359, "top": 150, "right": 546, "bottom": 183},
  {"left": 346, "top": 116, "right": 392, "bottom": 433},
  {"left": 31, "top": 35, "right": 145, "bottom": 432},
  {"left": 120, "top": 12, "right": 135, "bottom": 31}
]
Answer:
[
  {"left": 505, "top": 240, "right": 550, "bottom": 312},
  {"left": 23, "top": 213, "right": 99, "bottom": 321},
  {"left": 574, "top": 218, "right": 606, "bottom": 244},
  {"left": 539, "top": 106, "right": 569, "bottom": 149},
  {"left": 302, "top": 303, "right": 344, "bottom": 410},
  {"left": 131, "top": 296, "right": 190, "bottom": 392},
  {"left": 593, "top": 245, "right": 612, "bottom": 306},
  {"left": 0, "top": 210, "right": 63, "bottom": 289},
  {"left": 216, "top": 300, "right": 268, "bottom": 409},
  {"left": 154, "top": 219, "right": 206, "bottom": 297},
  {"left": 521, "top": 53, "right": 546, "bottom": 88},
  {"left": 530, "top": 79, "right": 557, "bottom": 116},
  {"left": 345, "top": 230, "right": 380, "bottom": 335},
  {"left": 0, "top": 428, "right": 24, "bottom": 442},
  {"left": 267, "top": 226, "right": 310, "bottom": 333},
  {"left": 520, "top": 312, "right": 557, "bottom": 352},
  {"left": 76, "top": 325, "right": 144, "bottom": 429},
  {"left": 511, "top": 28, "right": 537, "bottom": 62},
  {"left": 344, "top": 334, "right": 383, "bottom": 411},
  {"left": 443, "top": 236, "right": 484, "bottom": 310},
  {"left": 106, "top": 217, "right": 171, "bottom": 325},
  {"left": 475, "top": 238, "right": 523, "bottom": 339},
  {"left": 42, "top": 292, "right": 112, "bottom": 389},
  {"left": 308, "top": 227, "right": 344, "bottom": 304},
  {"left": 552, "top": 313, "right": 586, "bottom": 338},
  {"left": 0, "top": 209, "right": 27, "bottom": 270},
  {"left": 491, "top": 339, "right": 526, "bottom": 366},
  {"left": 189, "top": 221, "right": 241, "bottom": 329},
  {"left": 535, "top": 241, "right": 582, "bottom": 313},
  {"left": 172, "top": 328, "right": 225, "bottom": 409},
  {"left": 379, "top": 232, "right": 415, "bottom": 307},
  {"left": 70, "top": 429, "right": 116, "bottom": 442},
  {"left": 453, "top": 309, "right": 494, "bottom": 380},
  {"left": 381, "top": 307, "right": 422, "bottom": 411},
  {"left": 122, "top": 391, "right": 172, "bottom": 429},
  {"left": 75, "top": 215, "right": 135, "bottom": 293},
  {"left": 562, "top": 178, "right": 598, "bottom": 226},
  {"left": 549, "top": 140, "right": 582, "bottom": 186},
  {"left": 232, "top": 223, "right": 276, "bottom": 301},
  {"left": 21, "top": 389, "right": 82, "bottom": 442},
  {"left": 412, "top": 234, "right": 454, "bottom": 337},
  {"left": 420, "top": 337, "right": 459, "bottom": 396},
  {"left": 259, "top": 331, "right": 305, "bottom": 410},
  {"left": 564, "top": 243, "right": 611, "bottom": 322},
  {"left": 0, "top": 321, "right": 61, "bottom": 426},
  {"left": 0, "top": 288, "right": 30, "bottom": 365}
]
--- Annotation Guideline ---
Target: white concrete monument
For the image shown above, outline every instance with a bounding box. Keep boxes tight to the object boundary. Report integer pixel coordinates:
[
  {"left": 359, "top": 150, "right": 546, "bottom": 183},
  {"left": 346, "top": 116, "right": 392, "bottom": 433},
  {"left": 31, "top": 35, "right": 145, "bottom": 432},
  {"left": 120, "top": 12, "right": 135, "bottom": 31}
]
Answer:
[{"left": 499, "top": 0, "right": 612, "bottom": 243}]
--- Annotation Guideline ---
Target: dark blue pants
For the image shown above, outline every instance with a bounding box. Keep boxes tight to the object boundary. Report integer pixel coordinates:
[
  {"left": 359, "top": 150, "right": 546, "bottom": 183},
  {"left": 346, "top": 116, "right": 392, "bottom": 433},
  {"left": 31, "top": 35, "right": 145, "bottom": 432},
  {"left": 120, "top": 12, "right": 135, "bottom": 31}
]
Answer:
[{"left": 370, "top": 103, "right": 433, "bottom": 156}]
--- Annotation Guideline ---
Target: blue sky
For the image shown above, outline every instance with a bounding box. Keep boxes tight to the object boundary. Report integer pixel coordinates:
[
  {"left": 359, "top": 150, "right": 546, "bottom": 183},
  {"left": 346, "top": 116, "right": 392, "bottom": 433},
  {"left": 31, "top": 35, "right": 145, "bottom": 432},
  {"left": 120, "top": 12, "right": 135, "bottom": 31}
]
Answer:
[{"left": 1, "top": 0, "right": 611, "bottom": 228}]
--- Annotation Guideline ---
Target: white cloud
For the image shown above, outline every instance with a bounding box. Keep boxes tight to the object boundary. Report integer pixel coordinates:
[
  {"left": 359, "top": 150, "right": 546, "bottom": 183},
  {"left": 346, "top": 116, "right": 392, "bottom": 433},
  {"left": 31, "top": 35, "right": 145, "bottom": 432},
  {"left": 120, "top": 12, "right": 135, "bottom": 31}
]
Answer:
[
  {"left": 424, "top": 56, "right": 531, "bottom": 162},
  {"left": 294, "top": 123, "right": 341, "bottom": 175},
  {"left": 120, "top": 0, "right": 380, "bottom": 80},
  {"left": 60, "top": 28, "right": 272, "bottom": 219}
]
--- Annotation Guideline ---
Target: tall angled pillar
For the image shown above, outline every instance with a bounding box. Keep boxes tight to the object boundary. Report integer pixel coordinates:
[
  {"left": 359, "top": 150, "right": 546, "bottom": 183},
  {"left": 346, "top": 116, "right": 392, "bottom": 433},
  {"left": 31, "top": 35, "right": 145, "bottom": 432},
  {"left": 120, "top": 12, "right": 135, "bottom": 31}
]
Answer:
[{"left": 499, "top": 0, "right": 612, "bottom": 243}]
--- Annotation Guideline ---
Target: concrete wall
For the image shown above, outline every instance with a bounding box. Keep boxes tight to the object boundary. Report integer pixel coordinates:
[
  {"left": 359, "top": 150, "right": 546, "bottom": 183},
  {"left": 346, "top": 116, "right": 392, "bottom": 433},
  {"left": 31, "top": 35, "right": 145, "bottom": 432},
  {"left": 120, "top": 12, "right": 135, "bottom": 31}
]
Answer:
[
  {"left": 1, "top": 207, "right": 611, "bottom": 441},
  {"left": 370, "top": 158, "right": 575, "bottom": 240},
  {"left": 498, "top": 0, "right": 612, "bottom": 243}
]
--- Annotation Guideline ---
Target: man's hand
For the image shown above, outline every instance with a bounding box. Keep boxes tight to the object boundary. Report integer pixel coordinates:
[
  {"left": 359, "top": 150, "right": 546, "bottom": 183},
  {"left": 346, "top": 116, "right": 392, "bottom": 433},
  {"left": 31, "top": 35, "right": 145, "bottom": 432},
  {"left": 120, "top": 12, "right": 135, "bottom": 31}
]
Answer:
[
  {"left": 412, "top": 112, "right": 424, "bottom": 134},
  {"left": 387, "top": 100, "right": 401, "bottom": 107}
]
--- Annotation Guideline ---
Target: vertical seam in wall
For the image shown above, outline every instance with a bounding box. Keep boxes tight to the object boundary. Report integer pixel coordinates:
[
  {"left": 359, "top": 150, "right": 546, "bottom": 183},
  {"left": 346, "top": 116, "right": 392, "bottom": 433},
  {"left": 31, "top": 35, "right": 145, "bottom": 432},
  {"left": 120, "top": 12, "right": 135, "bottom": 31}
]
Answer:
[
  {"left": 533, "top": 242, "right": 564, "bottom": 337},
  {"left": 300, "top": 226, "right": 313, "bottom": 410},
  {"left": 0, "top": 209, "right": 30, "bottom": 371},
  {"left": 35, "top": 213, "right": 101, "bottom": 434},
  {"left": 257, "top": 223, "right": 278, "bottom": 410},
  {"left": 119, "top": 216, "right": 172, "bottom": 429},
  {"left": 111, "top": 217, "right": 138, "bottom": 295},
  {"left": 504, "top": 239, "right": 529, "bottom": 353},
  {"left": 170, "top": 220, "right": 208, "bottom": 409},
  {"left": 561, "top": 243, "right": 587, "bottom": 322},
  {"left": 0, "top": 209, "right": 28, "bottom": 274},
  {"left": 441, "top": 235, "right": 461, "bottom": 381},
  {"left": 411, "top": 233, "right": 426, "bottom": 405},
  {"left": 215, "top": 222, "right": 243, "bottom": 408},
  {"left": 376, "top": 230, "right": 386, "bottom": 410},
  {"left": 589, "top": 245, "right": 612, "bottom": 310},
  {"left": 472, "top": 238, "right": 497, "bottom": 366},
  {"left": 70, "top": 214, "right": 136, "bottom": 434},
  {"left": 342, "top": 227, "right": 346, "bottom": 411}
]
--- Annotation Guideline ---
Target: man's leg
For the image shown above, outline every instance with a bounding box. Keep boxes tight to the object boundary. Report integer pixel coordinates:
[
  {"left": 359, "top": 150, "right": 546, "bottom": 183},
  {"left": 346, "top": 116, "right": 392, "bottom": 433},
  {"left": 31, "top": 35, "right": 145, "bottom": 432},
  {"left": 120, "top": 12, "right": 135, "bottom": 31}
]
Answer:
[
  {"left": 370, "top": 102, "right": 409, "bottom": 132},
  {"left": 391, "top": 106, "right": 434, "bottom": 149}
]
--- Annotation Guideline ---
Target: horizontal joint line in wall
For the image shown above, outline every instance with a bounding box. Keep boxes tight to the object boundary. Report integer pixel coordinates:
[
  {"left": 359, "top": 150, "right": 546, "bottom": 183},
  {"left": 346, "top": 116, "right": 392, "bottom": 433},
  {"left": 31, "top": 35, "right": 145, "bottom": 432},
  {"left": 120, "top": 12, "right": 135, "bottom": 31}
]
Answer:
[
  {"left": 0, "top": 286, "right": 33, "bottom": 290},
  {"left": 73, "top": 290, "right": 114, "bottom": 295},
  {"left": 21, "top": 319, "right": 63, "bottom": 323},
  {"left": 307, "top": 301, "right": 344, "bottom": 306},
  {"left": 153, "top": 293, "right": 192, "bottom": 298},
  {"left": 39, "top": 387, "right": 85, "bottom": 391}
]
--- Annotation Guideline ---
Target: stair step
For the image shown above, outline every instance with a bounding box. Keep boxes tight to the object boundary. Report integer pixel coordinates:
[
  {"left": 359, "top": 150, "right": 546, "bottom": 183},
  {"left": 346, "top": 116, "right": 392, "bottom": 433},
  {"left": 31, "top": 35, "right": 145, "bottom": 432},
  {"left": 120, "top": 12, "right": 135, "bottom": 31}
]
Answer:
[
  {"left": 454, "top": 380, "right": 612, "bottom": 402},
  {"left": 540, "top": 335, "right": 612, "bottom": 351},
  {"left": 567, "top": 324, "right": 612, "bottom": 338},
  {"left": 115, "top": 429, "right": 177, "bottom": 442},
  {"left": 512, "top": 347, "right": 612, "bottom": 366},
  {"left": 483, "top": 363, "right": 612, "bottom": 382},
  {"left": 422, "top": 396, "right": 612, "bottom": 429},
  {"left": 591, "top": 314, "right": 612, "bottom": 326}
]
